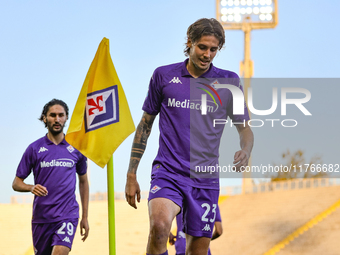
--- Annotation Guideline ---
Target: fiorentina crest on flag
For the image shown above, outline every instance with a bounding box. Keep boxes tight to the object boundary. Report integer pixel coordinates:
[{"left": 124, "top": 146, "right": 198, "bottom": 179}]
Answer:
[{"left": 84, "top": 85, "right": 119, "bottom": 132}]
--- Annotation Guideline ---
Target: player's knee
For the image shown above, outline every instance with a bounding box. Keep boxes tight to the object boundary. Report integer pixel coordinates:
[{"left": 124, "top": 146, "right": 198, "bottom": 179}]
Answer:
[
  {"left": 51, "top": 245, "right": 70, "bottom": 255},
  {"left": 149, "top": 218, "right": 171, "bottom": 240}
]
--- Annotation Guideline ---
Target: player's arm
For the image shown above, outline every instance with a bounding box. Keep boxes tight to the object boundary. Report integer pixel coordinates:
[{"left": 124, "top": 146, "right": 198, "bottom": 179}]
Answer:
[
  {"left": 211, "top": 221, "right": 223, "bottom": 240},
  {"left": 78, "top": 173, "right": 89, "bottom": 241},
  {"left": 233, "top": 122, "right": 254, "bottom": 172},
  {"left": 12, "top": 176, "right": 48, "bottom": 196},
  {"left": 125, "top": 111, "right": 156, "bottom": 209}
]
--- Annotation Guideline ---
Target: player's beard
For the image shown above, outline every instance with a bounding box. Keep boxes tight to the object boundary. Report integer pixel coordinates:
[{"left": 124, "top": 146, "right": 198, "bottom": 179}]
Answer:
[
  {"left": 192, "top": 58, "right": 210, "bottom": 72},
  {"left": 189, "top": 51, "right": 211, "bottom": 73},
  {"left": 46, "top": 120, "right": 65, "bottom": 136}
]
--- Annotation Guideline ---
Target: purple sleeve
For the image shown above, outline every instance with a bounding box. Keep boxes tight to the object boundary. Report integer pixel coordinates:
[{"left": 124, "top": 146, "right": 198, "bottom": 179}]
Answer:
[
  {"left": 76, "top": 153, "right": 87, "bottom": 176},
  {"left": 215, "top": 205, "right": 221, "bottom": 222},
  {"left": 16, "top": 146, "right": 34, "bottom": 179},
  {"left": 142, "top": 69, "right": 162, "bottom": 115}
]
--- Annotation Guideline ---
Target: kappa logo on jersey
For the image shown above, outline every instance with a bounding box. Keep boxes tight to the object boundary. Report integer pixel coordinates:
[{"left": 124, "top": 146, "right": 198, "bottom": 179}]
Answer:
[
  {"left": 62, "top": 236, "right": 71, "bottom": 243},
  {"left": 150, "top": 185, "right": 161, "bottom": 194},
  {"left": 169, "top": 77, "right": 182, "bottom": 84},
  {"left": 38, "top": 147, "right": 48, "bottom": 153},
  {"left": 84, "top": 85, "right": 119, "bottom": 133},
  {"left": 67, "top": 145, "right": 75, "bottom": 153},
  {"left": 40, "top": 158, "right": 75, "bottom": 168},
  {"left": 178, "top": 230, "right": 186, "bottom": 239},
  {"left": 202, "top": 224, "right": 211, "bottom": 232}
]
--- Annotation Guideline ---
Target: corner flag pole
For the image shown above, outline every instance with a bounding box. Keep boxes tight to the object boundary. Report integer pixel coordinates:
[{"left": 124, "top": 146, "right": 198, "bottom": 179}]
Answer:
[
  {"left": 65, "top": 37, "right": 135, "bottom": 255},
  {"left": 107, "top": 155, "right": 116, "bottom": 255}
]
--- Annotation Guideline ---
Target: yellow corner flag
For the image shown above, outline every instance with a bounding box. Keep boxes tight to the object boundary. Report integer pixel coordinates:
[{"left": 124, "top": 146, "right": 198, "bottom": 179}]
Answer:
[{"left": 66, "top": 37, "right": 135, "bottom": 168}]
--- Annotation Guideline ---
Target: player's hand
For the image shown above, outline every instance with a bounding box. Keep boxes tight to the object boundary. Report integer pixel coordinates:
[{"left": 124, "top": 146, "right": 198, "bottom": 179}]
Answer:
[
  {"left": 80, "top": 218, "right": 89, "bottom": 242},
  {"left": 169, "top": 232, "right": 177, "bottom": 245},
  {"left": 233, "top": 149, "right": 250, "bottom": 172},
  {"left": 30, "top": 184, "right": 48, "bottom": 197},
  {"left": 125, "top": 173, "right": 141, "bottom": 209}
]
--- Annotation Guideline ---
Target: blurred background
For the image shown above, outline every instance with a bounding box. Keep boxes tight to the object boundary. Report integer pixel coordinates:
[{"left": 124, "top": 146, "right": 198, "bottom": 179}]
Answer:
[{"left": 1, "top": 0, "right": 339, "bottom": 254}]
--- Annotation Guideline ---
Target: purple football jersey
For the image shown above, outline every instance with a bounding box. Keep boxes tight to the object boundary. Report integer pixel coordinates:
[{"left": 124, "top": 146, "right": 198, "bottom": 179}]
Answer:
[
  {"left": 143, "top": 59, "right": 249, "bottom": 189},
  {"left": 16, "top": 135, "right": 87, "bottom": 223}
]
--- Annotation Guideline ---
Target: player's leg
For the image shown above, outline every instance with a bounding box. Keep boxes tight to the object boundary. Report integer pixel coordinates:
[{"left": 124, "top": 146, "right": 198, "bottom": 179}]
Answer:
[
  {"left": 147, "top": 176, "right": 183, "bottom": 255},
  {"left": 147, "top": 197, "right": 180, "bottom": 254},
  {"left": 51, "top": 219, "right": 78, "bottom": 255},
  {"left": 51, "top": 245, "right": 70, "bottom": 255},
  {"left": 183, "top": 187, "right": 219, "bottom": 255},
  {"left": 185, "top": 235, "right": 211, "bottom": 255}
]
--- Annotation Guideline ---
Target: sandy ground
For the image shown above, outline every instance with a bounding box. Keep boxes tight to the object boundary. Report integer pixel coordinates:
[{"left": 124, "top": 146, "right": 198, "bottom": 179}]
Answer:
[
  {"left": 1, "top": 186, "right": 340, "bottom": 255},
  {"left": 0, "top": 200, "right": 150, "bottom": 255},
  {"left": 62, "top": 200, "right": 150, "bottom": 255},
  {"left": 276, "top": 205, "right": 340, "bottom": 255},
  {"left": 210, "top": 186, "right": 340, "bottom": 255},
  {"left": 0, "top": 203, "right": 33, "bottom": 255}
]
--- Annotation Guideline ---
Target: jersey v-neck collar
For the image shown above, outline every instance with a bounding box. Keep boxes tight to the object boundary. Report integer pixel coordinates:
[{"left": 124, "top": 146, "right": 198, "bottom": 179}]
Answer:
[{"left": 44, "top": 134, "right": 67, "bottom": 146}]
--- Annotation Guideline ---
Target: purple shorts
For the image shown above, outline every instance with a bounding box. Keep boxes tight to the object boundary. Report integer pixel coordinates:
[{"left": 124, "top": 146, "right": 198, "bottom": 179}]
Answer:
[
  {"left": 32, "top": 218, "right": 78, "bottom": 255},
  {"left": 148, "top": 175, "right": 219, "bottom": 238},
  {"left": 175, "top": 212, "right": 213, "bottom": 255}
]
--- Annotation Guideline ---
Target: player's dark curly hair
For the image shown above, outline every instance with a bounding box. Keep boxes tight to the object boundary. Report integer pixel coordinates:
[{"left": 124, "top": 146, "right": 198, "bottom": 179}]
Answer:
[
  {"left": 39, "top": 99, "right": 69, "bottom": 127},
  {"left": 184, "top": 18, "right": 225, "bottom": 57}
]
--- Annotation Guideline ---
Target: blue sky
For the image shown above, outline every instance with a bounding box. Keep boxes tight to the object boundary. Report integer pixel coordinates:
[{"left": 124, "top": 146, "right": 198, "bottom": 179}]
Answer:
[{"left": 0, "top": 0, "right": 339, "bottom": 203}]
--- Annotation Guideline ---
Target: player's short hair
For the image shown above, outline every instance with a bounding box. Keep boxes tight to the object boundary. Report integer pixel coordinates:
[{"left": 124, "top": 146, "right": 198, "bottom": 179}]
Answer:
[
  {"left": 39, "top": 99, "right": 69, "bottom": 127},
  {"left": 184, "top": 18, "right": 225, "bottom": 57}
]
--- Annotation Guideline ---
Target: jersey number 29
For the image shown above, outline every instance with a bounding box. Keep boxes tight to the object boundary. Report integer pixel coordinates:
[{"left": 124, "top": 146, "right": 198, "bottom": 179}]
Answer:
[{"left": 57, "top": 222, "right": 74, "bottom": 236}]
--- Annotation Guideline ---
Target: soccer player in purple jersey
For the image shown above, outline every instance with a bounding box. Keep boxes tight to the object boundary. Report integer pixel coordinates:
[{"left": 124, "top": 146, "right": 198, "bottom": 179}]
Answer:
[
  {"left": 169, "top": 205, "right": 222, "bottom": 255},
  {"left": 12, "top": 99, "right": 89, "bottom": 255},
  {"left": 125, "top": 18, "right": 254, "bottom": 255}
]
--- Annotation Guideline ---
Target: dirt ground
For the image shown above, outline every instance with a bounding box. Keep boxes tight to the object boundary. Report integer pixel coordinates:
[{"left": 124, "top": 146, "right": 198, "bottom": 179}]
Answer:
[
  {"left": 210, "top": 186, "right": 340, "bottom": 255},
  {"left": 1, "top": 186, "right": 340, "bottom": 255}
]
